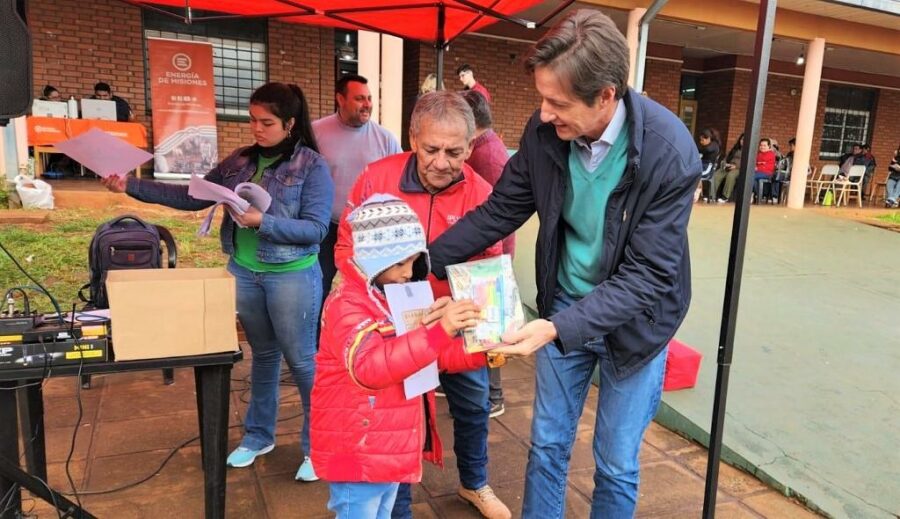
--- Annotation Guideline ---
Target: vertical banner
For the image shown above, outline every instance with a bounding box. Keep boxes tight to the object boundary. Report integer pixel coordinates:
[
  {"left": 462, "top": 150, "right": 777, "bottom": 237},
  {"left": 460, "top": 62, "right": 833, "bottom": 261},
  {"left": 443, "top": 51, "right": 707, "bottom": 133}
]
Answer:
[{"left": 148, "top": 38, "right": 218, "bottom": 179}]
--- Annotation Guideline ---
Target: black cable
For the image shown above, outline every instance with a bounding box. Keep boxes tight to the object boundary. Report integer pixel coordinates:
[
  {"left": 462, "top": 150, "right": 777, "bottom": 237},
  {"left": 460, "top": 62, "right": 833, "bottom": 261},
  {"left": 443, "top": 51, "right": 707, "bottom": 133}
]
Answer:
[{"left": 63, "top": 311, "right": 85, "bottom": 513}]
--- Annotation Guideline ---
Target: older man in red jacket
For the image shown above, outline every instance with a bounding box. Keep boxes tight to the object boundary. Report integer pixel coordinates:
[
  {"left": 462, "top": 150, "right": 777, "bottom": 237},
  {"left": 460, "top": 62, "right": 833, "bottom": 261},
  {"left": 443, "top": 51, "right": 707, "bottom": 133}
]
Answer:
[{"left": 334, "top": 90, "right": 508, "bottom": 519}]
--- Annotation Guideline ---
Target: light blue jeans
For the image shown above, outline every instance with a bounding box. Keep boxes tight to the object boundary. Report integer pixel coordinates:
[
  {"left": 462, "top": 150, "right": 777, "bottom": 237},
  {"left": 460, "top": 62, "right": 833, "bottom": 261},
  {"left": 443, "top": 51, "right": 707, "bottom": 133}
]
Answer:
[
  {"left": 886, "top": 176, "right": 900, "bottom": 204},
  {"left": 329, "top": 482, "right": 399, "bottom": 519},
  {"left": 522, "top": 291, "right": 667, "bottom": 519},
  {"left": 228, "top": 259, "right": 321, "bottom": 455}
]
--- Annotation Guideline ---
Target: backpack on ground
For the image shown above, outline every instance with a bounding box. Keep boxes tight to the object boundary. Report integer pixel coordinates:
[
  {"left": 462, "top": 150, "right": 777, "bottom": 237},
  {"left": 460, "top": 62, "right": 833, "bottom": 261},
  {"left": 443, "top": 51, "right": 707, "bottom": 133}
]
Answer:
[{"left": 79, "top": 214, "right": 177, "bottom": 309}]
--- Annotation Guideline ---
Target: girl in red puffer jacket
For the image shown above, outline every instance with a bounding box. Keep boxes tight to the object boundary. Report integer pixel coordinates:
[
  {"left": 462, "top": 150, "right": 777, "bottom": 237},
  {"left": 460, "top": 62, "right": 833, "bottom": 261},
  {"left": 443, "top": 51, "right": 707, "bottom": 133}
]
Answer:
[{"left": 311, "top": 194, "right": 486, "bottom": 519}]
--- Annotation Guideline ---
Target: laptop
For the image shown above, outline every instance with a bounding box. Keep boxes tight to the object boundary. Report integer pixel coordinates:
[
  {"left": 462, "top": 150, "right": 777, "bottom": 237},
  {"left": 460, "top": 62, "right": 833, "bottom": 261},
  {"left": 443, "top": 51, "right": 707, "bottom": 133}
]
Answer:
[
  {"left": 32, "top": 99, "right": 69, "bottom": 118},
  {"left": 81, "top": 99, "right": 118, "bottom": 121}
]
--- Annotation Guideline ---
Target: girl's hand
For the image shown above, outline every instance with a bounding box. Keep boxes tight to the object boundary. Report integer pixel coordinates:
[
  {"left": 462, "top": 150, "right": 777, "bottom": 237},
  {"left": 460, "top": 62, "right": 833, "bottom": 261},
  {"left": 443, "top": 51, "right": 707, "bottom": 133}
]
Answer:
[
  {"left": 100, "top": 174, "right": 127, "bottom": 193},
  {"left": 229, "top": 207, "right": 263, "bottom": 228},
  {"left": 439, "top": 299, "right": 481, "bottom": 336},
  {"left": 420, "top": 296, "right": 451, "bottom": 326}
]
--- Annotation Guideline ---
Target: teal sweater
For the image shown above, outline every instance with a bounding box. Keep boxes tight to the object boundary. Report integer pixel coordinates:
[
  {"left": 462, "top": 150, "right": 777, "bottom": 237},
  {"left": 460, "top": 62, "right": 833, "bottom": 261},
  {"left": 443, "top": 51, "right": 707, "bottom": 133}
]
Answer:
[{"left": 557, "top": 128, "right": 630, "bottom": 297}]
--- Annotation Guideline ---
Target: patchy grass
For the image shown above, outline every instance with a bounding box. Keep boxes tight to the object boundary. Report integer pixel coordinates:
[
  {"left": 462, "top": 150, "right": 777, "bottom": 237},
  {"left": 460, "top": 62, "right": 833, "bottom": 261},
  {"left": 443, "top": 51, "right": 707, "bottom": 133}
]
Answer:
[
  {"left": 1, "top": 208, "right": 225, "bottom": 313},
  {"left": 876, "top": 212, "right": 900, "bottom": 224}
]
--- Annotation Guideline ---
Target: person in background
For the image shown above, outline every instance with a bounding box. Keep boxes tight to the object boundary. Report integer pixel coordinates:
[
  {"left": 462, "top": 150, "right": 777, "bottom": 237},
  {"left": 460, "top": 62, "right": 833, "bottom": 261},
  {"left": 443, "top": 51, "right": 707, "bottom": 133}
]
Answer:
[
  {"left": 753, "top": 137, "right": 777, "bottom": 203},
  {"left": 713, "top": 133, "right": 743, "bottom": 203},
  {"left": 92, "top": 81, "right": 134, "bottom": 122},
  {"left": 885, "top": 145, "right": 900, "bottom": 208},
  {"left": 313, "top": 74, "right": 402, "bottom": 307},
  {"left": 838, "top": 143, "right": 866, "bottom": 176},
  {"left": 311, "top": 193, "right": 487, "bottom": 519},
  {"left": 100, "top": 82, "right": 334, "bottom": 482},
  {"left": 428, "top": 9, "right": 700, "bottom": 517},
  {"left": 419, "top": 73, "right": 443, "bottom": 95},
  {"left": 861, "top": 143, "right": 877, "bottom": 200},
  {"left": 461, "top": 89, "right": 514, "bottom": 419},
  {"left": 697, "top": 127, "right": 721, "bottom": 202},
  {"left": 456, "top": 64, "right": 492, "bottom": 103},
  {"left": 334, "top": 91, "right": 509, "bottom": 519},
  {"left": 40, "top": 85, "right": 61, "bottom": 101}
]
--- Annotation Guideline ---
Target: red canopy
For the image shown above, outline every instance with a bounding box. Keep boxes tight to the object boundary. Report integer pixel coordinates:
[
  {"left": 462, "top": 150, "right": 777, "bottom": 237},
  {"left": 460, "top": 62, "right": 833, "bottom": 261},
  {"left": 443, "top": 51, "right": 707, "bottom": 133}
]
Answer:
[{"left": 130, "top": 0, "right": 549, "bottom": 44}]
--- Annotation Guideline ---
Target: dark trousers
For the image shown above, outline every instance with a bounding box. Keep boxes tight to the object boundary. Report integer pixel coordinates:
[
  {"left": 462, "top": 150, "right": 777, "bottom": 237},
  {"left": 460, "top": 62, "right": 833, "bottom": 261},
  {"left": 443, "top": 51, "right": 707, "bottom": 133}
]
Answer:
[
  {"left": 316, "top": 222, "right": 340, "bottom": 348},
  {"left": 489, "top": 367, "right": 503, "bottom": 404}
]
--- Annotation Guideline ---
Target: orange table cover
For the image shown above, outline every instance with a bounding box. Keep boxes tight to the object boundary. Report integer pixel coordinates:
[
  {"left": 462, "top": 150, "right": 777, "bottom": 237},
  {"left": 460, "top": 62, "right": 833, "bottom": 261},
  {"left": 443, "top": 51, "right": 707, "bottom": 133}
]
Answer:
[{"left": 27, "top": 117, "right": 148, "bottom": 148}]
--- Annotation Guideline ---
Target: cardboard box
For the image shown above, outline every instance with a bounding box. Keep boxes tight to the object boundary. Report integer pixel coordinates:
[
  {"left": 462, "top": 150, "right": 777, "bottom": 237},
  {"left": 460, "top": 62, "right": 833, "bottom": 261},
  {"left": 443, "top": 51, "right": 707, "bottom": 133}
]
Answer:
[{"left": 106, "top": 268, "right": 238, "bottom": 361}]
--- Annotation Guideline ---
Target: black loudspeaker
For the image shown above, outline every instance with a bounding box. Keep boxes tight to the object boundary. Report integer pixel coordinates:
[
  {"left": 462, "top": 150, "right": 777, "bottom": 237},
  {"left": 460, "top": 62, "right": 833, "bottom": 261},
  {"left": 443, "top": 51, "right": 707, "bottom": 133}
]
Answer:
[{"left": 0, "top": 0, "right": 32, "bottom": 118}]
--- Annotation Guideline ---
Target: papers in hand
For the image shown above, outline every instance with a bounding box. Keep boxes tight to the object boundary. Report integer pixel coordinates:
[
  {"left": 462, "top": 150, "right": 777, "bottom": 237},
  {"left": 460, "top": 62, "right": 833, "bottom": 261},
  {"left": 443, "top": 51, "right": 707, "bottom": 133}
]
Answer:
[
  {"left": 384, "top": 282, "right": 440, "bottom": 400},
  {"left": 54, "top": 128, "right": 152, "bottom": 178},
  {"left": 188, "top": 176, "right": 272, "bottom": 236}
]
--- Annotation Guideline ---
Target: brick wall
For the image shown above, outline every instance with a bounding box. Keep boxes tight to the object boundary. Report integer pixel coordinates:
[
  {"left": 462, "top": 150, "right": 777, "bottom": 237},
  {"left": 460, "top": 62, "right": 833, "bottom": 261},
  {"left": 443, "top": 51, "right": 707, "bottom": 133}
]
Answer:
[
  {"left": 29, "top": 0, "right": 335, "bottom": 168},
  {"left": 696, "top": 70, "right": 736, "bottom": 150},
  {"left": 869, "top": 89, "right": 900, "bottom": 188},
  {"left": 30, "top": 0, "right": 146, "bottom": 124},
  {"left": 403, "top": 35, "right": 541, "bottom": 149},
  {"left": 643, "top": 58, "right": 682, "bottom": 115}
]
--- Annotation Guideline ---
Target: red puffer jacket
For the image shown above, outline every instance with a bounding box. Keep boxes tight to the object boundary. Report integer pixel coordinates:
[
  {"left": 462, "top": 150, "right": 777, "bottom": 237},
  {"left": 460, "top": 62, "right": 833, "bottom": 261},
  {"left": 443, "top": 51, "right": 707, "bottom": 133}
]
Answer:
[
  {"left": 310, "top": 268, "right": 486, "bottom": 483},
  {"left": 335, "top": 152, "right": 502, "bottom": 299}
]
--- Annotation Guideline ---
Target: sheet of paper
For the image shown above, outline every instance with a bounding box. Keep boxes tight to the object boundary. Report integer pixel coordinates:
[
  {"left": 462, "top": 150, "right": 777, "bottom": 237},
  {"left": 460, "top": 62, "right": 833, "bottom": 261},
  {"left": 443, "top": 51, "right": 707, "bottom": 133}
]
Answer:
[
  {"left": 61, "top": 309, "right": 111, "bottom": 323},
  {"left": 53, "top": 128, "right": 152, "bottom": 178},
  {"left": 384, "top": 282, "right": 440, "bottom": 399},
  {"left": 188, "top": 175, "right": 251, "bottom": 213}
]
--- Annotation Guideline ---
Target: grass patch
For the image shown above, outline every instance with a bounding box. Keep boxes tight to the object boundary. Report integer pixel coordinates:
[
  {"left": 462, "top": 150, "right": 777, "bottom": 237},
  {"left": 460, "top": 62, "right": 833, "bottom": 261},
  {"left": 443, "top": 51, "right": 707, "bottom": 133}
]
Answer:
[
  {"left": 1, "top": 208, "right": 226, "bottom": 313},
  {"left": 876, "top": 212, "right": 900, "bottom": 224}
]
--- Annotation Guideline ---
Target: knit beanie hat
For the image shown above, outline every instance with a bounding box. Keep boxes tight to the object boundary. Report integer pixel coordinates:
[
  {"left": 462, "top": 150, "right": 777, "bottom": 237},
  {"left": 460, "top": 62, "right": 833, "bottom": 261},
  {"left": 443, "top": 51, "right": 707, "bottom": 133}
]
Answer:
[{"left": 347, "top": 193, "right": 430, "bottom": 286}]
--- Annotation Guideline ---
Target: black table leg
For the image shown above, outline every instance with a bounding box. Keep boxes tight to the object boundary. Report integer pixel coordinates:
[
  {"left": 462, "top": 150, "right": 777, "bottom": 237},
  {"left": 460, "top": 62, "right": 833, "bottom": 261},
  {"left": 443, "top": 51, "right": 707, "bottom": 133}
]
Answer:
[
  {"left": 17, "top": 381, "right": 46, "bottom": 482},
  {"left": 0, "top": 381, "right": 21, "bottom": 518},
  {"left": 194, "top": 364, "right": 231, "bottom": 519},
  {"left": 162, "top": 368, "right": 175, "bottom": 385}
]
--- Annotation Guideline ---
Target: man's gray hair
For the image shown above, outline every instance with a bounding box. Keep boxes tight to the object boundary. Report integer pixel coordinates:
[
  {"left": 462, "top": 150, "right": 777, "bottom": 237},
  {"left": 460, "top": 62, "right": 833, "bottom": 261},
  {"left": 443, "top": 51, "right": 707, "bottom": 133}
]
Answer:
[
  {"left": 525, "top": 9, "right": 629, "bottom": 104},
  {"left": 410, "top": 90, "right": 476, "bottom": 140}
]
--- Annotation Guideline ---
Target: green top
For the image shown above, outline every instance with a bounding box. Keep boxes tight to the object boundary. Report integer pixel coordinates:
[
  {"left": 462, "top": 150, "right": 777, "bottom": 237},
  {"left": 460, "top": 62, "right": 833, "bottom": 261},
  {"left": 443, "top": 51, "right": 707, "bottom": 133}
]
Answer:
[
  {"left": 232, "top": 154, "right": 317, "bottom": 273},
  {"left": 557, "top": 127, "right": 630, "bottom": 297}
]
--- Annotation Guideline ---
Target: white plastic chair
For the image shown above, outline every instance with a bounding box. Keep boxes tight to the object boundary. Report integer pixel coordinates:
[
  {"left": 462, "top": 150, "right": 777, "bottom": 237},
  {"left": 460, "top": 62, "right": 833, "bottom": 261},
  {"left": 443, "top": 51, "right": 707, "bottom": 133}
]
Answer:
[
  {"left": 834, "top": 164, "right": 866, "bottom": 207},
  {"left": 810, "top": 164, "right": 839, "bottom": 204}
]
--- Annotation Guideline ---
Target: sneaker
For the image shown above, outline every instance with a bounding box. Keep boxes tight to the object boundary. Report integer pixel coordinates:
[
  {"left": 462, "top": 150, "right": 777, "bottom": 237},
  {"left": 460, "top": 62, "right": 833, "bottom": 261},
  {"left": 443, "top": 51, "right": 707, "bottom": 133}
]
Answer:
[
  {"left": 458, "top": 485, "right": 511, "bottom": 519},
  {"left": 717, "top": 198, "right": 727, "bottom": 204},
  {"left": 434, "top": 385, "right": 446, "bottom": 398},
  {"left": 295, "top": 456, "right": 319, "bottom": 482},
  {"left": 489, "top": 402, "right": 505, "bottom": 418},
  {"left": 226, "top": 444, "right": 274, "bottom": 468}
]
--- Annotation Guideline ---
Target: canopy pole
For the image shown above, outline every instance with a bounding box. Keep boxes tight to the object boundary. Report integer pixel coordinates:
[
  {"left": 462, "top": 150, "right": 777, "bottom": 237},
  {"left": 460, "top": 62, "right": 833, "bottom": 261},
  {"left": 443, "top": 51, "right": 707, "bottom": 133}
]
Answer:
[
  {"left": 702, "top": 0, "right": 777, "bottom": 516},
  {"left": 435, "top": 3, "right": 446, "bottom": 90}
]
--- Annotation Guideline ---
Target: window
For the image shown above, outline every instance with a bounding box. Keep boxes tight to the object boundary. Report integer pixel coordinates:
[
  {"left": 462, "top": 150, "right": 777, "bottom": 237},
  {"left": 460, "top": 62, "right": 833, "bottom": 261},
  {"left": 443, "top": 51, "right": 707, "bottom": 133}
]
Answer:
[
  {"left": 819, "top": 86, "right": 877, "bottom": 160},
  {"left": 142, "top": 9, "right": 268, "bottom": 118}
]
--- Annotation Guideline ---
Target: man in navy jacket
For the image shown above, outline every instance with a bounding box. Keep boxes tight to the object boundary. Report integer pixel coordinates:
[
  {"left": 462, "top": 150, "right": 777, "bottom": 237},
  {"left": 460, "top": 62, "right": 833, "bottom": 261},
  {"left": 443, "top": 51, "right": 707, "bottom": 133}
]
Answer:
[{"left": 429, "top": 9, "right": 700, "bottom": 518}]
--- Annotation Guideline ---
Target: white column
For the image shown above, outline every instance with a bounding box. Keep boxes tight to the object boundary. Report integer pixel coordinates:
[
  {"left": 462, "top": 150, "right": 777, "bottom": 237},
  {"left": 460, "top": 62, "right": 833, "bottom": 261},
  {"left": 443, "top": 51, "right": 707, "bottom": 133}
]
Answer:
[
  {"left": 357, "top": 31, "right": 382, "bottom": 123},
  {"left": 788, "top": 37, "right": 825, "bottom": 209},
  {"left": 379, "top": 35, "right": 404, "bottom": 141},
  {"left": 13, "top": 117, "right": 28, "bottom": 177},
  {"left": 626, "top": 8, "right": 646, "bottom": 88}
]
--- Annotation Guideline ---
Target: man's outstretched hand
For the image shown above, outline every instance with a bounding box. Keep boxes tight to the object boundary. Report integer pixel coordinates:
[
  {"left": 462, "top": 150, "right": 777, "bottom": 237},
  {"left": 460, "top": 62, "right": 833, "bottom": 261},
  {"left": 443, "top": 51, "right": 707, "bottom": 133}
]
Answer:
[{"left": 494, "top": 318, "right": 558, "bottom": 357}]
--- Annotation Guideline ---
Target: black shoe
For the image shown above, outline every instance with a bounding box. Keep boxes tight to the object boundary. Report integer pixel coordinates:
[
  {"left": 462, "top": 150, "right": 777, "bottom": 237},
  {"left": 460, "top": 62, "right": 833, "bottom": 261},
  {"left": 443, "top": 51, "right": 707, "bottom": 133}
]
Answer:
[{"left": 489, "top": 402, "right": 505, "bottom": 418}]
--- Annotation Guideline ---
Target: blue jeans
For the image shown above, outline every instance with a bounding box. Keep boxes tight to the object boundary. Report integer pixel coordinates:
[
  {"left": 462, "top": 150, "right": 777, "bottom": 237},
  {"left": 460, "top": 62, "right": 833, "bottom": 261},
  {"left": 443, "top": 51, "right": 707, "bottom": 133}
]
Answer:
[
  {"left": 228, "top": 259, "right": 322, "bottom": 454},
  {"left": 329, "top": 482, "right": 399, "bottom": 519},
  {"left": 753, "top": 172, "right": 777, "bottom": 201},
  {"left": 522, "top": 291, "right": 667, "bottom": 519},
  {"left": 392, "top": 366, "right": 490, "bottom": 518},
  {"left": 886, "top": 177, "right": 900, "bottom": 204}
]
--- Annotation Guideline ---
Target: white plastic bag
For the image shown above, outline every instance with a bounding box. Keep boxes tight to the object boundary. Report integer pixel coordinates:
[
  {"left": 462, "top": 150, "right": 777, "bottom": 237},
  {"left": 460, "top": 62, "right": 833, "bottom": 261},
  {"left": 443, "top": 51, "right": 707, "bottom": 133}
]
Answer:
[{"left": 14, "top": 175, "right": 55, "bottom": 209}]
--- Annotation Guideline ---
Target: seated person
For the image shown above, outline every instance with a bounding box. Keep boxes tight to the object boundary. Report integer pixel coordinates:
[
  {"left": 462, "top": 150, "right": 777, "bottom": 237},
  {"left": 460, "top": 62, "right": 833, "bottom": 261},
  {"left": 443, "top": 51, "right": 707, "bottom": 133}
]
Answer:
[
  {"left": 311, "top": 194, "right": 487, "bottom": 519},
  {"left": 92, "top": 81, "right": 134, "bottom": 122},
  {"left": 713, "top": 133, "right": 743, "bottom": 202},
  {"left": 753, "top": 138, "right": 777, "bottom": 202},
  {"left": 40, "top": 85, "right": 61, "bottom": 101},
  {"left": 885, "top": 146, "right": 900, "bottom": 208}
]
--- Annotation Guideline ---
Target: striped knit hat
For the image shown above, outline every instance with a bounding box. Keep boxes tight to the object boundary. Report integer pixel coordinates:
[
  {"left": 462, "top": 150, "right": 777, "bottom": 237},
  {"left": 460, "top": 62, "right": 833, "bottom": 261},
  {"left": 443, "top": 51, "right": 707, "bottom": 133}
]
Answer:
[{"left": 348, "top": 193, "right": 430, "bottom": 286}]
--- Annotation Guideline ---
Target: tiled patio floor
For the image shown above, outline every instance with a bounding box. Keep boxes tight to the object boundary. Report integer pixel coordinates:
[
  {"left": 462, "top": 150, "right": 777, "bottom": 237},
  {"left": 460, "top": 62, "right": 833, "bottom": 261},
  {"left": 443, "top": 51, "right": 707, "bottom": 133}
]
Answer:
[{"left": 21, "top": 344, "right": 820, "bottom": 518}]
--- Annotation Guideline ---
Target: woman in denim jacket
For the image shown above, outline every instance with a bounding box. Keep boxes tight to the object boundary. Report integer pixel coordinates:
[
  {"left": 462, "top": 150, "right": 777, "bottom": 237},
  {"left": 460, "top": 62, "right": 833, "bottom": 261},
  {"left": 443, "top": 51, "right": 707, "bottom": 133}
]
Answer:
[{"left": 102, "top": 82, "right": 334, "bottom": 481}]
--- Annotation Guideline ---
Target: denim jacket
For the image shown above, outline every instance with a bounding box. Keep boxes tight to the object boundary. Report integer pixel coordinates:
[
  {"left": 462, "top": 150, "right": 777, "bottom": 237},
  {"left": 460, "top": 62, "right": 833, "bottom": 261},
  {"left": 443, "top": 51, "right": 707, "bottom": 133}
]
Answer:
[{"left": 127, "top": 142, "right": 334, "bottom": 263}]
